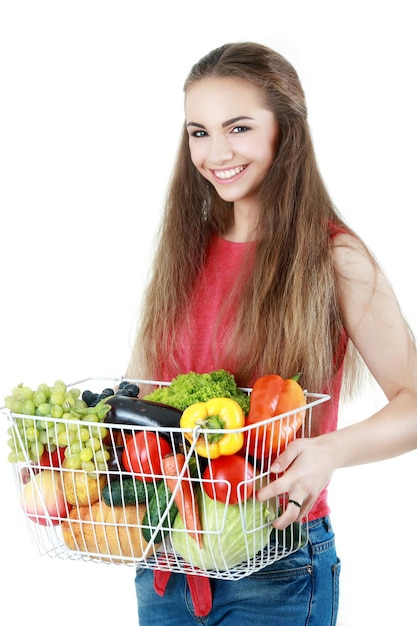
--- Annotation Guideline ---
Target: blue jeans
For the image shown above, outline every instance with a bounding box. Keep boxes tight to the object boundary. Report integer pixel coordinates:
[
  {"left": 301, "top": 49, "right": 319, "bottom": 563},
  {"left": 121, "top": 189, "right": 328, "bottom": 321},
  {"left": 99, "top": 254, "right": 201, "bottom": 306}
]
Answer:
[{"left": 134, "top": 516, "right": 340, "bottom": 626}]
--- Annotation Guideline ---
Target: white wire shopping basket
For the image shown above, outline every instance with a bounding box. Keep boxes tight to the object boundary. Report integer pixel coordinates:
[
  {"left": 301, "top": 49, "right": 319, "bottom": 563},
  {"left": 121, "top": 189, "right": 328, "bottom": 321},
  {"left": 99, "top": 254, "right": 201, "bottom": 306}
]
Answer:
[{"left": 2, "top": 376, "right": 330, "bottom": 581}]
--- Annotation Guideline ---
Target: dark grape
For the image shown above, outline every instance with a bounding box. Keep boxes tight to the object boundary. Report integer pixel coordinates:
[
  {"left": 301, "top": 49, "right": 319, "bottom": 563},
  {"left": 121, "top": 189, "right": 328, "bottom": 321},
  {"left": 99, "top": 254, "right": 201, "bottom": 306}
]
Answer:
[
  {"left": 82, "top": 383, "right": 138, "bottom": 406},
  {"left": 82, "top": 390, "right": 98, "bottom": 406},
  {"left": 125, "top": 383, "right": 140, "bottom": 397}
]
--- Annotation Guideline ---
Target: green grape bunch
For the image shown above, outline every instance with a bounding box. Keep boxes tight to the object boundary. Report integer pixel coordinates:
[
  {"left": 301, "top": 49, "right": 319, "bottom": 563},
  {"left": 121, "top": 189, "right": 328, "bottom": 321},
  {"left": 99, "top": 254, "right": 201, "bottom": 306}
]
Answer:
[{"left": 3, "top": 380, "right": 112, "bottom": 472}]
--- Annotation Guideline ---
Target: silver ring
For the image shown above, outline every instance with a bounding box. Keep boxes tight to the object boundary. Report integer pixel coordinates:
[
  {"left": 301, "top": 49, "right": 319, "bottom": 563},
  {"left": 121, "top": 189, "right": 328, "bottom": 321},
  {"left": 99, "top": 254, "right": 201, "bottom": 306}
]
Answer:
[{"left": 288, "top": 499, "right": 302, "bottom": 508}]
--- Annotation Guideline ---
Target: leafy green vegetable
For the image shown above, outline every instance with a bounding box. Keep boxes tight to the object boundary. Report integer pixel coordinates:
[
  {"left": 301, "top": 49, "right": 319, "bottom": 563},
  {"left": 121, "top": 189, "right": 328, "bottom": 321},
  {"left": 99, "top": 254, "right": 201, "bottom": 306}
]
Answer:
[
  {"left": 144, "top": 369, "right": 250, "bottom": 414},
  {"left": 170, "top": 488, "right": 272, "bottom": 571}
]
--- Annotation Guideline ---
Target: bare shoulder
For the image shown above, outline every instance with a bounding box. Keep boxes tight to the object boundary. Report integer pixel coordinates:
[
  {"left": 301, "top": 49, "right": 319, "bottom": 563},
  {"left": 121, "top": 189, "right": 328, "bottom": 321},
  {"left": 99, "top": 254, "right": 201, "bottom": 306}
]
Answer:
[
  {"left": 331, "top": 231, "right": 417, "bottom": 398},
  {"left": 331, "top": 232, "right": 377, "bottom": 284},
  {"left": 331, "top": 230, "right": 396, "bottom": 313}
]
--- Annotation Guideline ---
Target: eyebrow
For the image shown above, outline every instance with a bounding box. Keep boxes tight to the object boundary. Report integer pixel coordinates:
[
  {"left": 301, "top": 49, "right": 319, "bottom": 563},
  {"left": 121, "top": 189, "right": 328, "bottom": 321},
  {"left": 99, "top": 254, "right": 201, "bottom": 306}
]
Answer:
[{"left": 186, "top": 115, "right": 255, "bottom": 129}]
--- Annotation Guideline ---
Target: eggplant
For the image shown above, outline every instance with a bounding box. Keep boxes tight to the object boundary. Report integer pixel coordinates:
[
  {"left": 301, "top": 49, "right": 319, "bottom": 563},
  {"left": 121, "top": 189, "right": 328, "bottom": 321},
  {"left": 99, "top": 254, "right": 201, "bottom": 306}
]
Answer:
[
  {"left": 107, "top": 445, "right": 124, "bottom": 472},
  {"left": 103, "top": 395, "right": 182, "bottom": 431}
]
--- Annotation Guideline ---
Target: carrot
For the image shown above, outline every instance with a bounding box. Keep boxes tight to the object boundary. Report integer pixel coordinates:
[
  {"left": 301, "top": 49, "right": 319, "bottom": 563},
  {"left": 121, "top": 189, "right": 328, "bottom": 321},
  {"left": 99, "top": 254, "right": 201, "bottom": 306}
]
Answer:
[{"left": 162, "top": 452, "right": 202, "bottom": 548}]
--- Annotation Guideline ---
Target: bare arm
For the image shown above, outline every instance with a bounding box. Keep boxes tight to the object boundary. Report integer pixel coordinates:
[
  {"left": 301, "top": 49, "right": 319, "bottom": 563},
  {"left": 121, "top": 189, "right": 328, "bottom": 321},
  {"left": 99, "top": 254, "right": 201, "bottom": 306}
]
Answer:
[
  {"left": 257, "top": 233, "right": 417, "bottom": 526},
  {"left": 324, "top": 234, "right": 417, "bottom": 463}
]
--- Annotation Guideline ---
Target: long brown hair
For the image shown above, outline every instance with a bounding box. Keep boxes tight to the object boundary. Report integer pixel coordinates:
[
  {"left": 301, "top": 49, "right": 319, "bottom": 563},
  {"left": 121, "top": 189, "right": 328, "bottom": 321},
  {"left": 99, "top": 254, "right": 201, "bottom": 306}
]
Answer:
[{"left": 129, "top": 42, "right": 359, "bottom": 392}]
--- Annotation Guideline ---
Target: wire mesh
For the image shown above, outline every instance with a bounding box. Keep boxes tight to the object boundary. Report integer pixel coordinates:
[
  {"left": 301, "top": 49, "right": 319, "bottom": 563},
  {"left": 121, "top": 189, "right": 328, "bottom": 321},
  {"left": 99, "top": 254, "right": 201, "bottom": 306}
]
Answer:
[{"left": 2, "top": 376, "right": 330, "bottom": 580}]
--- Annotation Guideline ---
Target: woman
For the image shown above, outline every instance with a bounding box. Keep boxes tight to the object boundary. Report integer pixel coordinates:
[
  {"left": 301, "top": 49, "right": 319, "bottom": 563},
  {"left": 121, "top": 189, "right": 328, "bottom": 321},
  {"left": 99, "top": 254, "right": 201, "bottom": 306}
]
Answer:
[{"left": 126, "top": 42, "right": 417, "bottom": 625}]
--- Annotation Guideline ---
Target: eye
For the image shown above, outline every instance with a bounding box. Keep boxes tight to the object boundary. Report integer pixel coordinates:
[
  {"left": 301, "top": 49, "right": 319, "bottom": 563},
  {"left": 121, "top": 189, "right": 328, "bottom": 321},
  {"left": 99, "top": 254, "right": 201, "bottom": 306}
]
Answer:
[
  {"left": 189, "top": 129, "right": 208, "bottom": 138},
  {"left": 232, "top": 125, "right": 250, "bottom": 134}
]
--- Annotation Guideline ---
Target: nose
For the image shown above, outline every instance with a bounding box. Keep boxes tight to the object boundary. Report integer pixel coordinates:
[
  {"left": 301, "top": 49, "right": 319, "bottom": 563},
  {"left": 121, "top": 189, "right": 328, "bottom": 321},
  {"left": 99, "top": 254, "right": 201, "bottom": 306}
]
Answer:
[{"left": 208, "top": 134, "right": 233, "bottom": 164}]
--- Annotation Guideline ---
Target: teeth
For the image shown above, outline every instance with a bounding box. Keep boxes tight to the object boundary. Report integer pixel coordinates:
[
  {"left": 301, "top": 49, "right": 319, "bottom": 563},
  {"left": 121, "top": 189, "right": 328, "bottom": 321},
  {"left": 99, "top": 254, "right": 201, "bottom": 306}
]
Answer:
[{"left": 214, "top": 166, "right": 245, "bottom": 179}]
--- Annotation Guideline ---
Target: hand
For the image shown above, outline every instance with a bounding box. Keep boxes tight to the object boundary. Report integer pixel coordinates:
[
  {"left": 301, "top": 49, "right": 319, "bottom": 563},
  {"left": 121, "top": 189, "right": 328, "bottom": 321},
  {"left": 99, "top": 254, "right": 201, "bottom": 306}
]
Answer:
[{"left": 256, "top": 435, "right": 336, "bottom": 529}]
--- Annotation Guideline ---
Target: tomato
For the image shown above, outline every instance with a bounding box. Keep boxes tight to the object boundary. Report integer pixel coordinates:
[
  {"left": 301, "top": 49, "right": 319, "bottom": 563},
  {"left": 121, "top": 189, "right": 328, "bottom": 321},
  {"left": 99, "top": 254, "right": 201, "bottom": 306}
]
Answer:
[
  {"left": 121, "top": 431, "right": 172, "bottom": 482},
  {"left": 39, "top": 445, "right": 66, "bottom": 468},
  {"left": 202, "top": 455, "right": 254, "bottom": 505}
]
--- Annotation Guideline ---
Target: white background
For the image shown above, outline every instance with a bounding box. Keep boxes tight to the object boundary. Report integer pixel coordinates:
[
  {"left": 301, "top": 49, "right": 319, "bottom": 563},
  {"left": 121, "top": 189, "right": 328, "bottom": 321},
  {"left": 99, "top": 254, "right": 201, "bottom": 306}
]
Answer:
[{"left": 1, "top": 1, "right": 416, "bottom": 624}]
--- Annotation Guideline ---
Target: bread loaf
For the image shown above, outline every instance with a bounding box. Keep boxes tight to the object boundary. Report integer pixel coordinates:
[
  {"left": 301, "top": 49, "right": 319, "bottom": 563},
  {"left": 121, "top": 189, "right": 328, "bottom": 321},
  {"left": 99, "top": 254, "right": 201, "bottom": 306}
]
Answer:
[{"left": 61, "top": 501, "right": 160, "bottom": 561}]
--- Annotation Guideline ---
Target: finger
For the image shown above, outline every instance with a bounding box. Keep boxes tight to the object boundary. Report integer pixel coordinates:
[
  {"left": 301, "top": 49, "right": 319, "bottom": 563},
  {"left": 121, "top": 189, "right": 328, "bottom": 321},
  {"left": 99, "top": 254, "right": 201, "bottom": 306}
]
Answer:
[
  {"left": 271, "top": 507, "right": 299, "bottom": 529},
  {"left": 256, "top": 475, "right": 285, "bottom": 501},
  {"left": 270, "top": 440, "right": 300, "bottom": 474},
  {"left": 256, "top": 468, "right": 294, "bottom": 502},
  {"left": 271, "top": 498, "right": 308, "bottom": 529},
  {"left": 287, "top": 498, "right": 303, "bottom": 510}
]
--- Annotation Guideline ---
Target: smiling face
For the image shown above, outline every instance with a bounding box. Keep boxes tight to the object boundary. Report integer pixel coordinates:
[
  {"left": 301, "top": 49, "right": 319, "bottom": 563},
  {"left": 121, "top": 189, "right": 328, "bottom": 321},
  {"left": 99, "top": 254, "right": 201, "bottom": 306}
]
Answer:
[{"left": 185, "top": 77, "right": 279, "bottom": 214}]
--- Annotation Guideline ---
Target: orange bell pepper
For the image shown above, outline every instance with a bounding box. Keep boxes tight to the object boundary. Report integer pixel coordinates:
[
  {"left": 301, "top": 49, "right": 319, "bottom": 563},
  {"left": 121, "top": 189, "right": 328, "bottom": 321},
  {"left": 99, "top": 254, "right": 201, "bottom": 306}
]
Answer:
[{"left": 245, "top": 374, "right": 306, "bottom": 458}]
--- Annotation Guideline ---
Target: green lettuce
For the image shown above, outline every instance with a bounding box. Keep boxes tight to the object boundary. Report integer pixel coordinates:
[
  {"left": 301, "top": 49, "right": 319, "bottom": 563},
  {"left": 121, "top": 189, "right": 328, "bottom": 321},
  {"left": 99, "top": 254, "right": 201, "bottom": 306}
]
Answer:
[
  {"left": 144, "top": 369, "right": 250, "bottom": 414},
  {"left": 170, "top": 488, "right": 272, "bottom": 571}
]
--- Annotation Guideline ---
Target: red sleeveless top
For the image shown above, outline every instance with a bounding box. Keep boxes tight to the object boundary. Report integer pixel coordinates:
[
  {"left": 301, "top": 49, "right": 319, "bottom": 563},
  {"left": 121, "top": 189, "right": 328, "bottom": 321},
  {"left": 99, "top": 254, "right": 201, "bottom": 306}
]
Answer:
[{"left": 160, "top": 235, "right": 345, "bottom": 521}]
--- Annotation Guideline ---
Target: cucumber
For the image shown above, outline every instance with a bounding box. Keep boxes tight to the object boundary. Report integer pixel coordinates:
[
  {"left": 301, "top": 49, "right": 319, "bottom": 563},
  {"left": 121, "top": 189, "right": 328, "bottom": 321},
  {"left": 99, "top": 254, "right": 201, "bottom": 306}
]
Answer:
[
  {"left": 102, "top": 477, "right": 159, "bottom": 507},
  {"left": 141, "top": 479, "right": 179, "bottom": 544}
]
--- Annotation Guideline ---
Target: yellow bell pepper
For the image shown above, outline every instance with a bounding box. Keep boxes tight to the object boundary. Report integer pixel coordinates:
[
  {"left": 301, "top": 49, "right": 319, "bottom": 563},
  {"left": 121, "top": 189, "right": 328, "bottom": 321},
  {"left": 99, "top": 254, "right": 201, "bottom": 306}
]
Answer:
[{"left": 180, "top": 397, "right": 245, "bottom": 458}]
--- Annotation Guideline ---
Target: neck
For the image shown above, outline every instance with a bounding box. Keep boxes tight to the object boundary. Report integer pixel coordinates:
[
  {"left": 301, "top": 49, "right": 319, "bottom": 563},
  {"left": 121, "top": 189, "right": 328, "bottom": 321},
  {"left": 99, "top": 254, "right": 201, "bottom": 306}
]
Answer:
[{"left": 224, "top": 201, "right": 257, "bottom": 242}]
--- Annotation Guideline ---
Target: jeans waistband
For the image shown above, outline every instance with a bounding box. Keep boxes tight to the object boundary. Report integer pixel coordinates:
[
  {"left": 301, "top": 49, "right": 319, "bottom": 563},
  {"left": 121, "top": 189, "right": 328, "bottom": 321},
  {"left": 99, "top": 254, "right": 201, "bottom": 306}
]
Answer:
[{"left": 305, "top": 515, "right": 332, "bottom": 532}]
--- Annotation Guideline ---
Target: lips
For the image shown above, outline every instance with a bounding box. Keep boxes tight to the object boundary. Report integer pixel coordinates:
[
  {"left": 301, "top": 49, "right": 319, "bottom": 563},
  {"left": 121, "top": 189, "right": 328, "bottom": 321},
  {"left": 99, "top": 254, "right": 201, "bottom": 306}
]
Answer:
[{"left": 212, "top": 165, "right": 247, "bottom": 180}]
